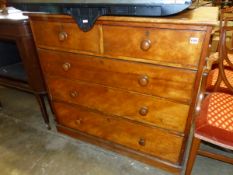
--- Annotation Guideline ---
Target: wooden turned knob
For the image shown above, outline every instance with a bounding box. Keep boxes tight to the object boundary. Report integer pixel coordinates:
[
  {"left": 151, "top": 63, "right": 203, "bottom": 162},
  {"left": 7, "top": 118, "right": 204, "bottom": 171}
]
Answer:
[
  {"left": 58, "top": 31, "right": 68, "bottom": 41},
  {"left": 139, "top": 107, "right": 148, "bottom": 116},
  {"left": 138, "top": 75, "right": 149, "bottom": 86},
  {"left": 138, "top": 138, "right": 146, "bottom": 146},
  {"left": 62, "top": 62, "right": 71, "bottom": 71},
  {"left": 70, "top": 90, "right": 78, "bottom": 98},
  {"left": 141, "top": 39, "right": 151, "bottom": 51},
  {"left": 75, "top": 119, "right": 82, "bottom": 125}
]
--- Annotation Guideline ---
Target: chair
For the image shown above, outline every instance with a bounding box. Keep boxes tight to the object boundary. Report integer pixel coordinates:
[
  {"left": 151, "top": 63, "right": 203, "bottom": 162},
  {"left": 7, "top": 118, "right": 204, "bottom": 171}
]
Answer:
[
  {"left": 212, "top": 0, "right": 233, "bottom": 8},
  {"left": 209, "top": 6, "right": 233, "bottom": 60},
  {"left": 185, "top": 26, "right": 233, "bottom": 175},
  {"left": 207, "top": 16, "right": 233, "bottom": 94}
]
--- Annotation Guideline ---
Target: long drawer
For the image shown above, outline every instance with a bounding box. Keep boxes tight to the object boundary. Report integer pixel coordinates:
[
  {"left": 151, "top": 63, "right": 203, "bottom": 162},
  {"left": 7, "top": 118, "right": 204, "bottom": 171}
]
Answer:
[
  {"left": 103, "top": 25, "right": 205, "bottom": 69},
  {"left": 39, "top": 49, "right": 196, "bottom": 103},
  {"left": 47, "top": 77, "right": 190, "bottom": 133},
  {"left": 30, "top": 20, "right": 101, "bottom": 54},
  {"left": 53, "top": 101, "right": 183, "bottom": 164}
]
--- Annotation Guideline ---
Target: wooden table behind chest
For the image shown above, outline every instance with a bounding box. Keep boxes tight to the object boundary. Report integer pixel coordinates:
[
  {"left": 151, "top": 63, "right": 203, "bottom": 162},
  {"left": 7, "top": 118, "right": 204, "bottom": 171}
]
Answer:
[
  {"left": 0, "top": 13, "right": 50, "bottom": 128},
  {"left": 28, "top": 7, "right": 218, "bottom": 174}
]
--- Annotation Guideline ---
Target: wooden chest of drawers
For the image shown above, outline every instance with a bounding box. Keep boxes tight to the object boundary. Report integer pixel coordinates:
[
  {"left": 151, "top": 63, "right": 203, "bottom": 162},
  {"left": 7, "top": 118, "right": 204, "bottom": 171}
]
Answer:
[{"left": 29, "top": 7, "right": 218, "bottom": 174}]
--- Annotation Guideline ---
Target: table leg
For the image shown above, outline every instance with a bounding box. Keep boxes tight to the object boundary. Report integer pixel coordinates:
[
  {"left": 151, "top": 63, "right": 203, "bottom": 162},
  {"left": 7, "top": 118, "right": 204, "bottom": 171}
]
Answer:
[{"left": 35, "top": 94, "right": 51, "bottom": 130}]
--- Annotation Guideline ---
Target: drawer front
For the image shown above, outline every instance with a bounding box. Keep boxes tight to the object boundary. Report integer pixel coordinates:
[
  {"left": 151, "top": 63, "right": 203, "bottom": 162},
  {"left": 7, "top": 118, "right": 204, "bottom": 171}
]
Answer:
[
  {"left": 31, "top": 20, "right": 100, "bottom": 53},
  {"left": 47, "top": 77, "right": 189, "bottom": 132},
  {"left": 39, "top": 49, "right": 196, "bottom": 103},
  {"left": 54, "top": 102, "right": 183, "bottom": 164},
  {"left": 103, "top": 25, "right": 205, "bottom": 68}
]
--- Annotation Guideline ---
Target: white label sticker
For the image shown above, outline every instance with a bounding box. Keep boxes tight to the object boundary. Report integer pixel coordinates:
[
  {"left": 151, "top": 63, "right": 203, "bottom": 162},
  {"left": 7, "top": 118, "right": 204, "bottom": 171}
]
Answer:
[
  {"left": 190, "top": 37, "right": 199, "bottom": 44},
  {"left": 82, "top": 19, "right": 88, "bottom": 23}
]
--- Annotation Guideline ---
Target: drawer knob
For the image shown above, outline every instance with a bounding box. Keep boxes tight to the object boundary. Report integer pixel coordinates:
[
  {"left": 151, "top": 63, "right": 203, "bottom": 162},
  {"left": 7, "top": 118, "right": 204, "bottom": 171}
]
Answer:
[
  {"left": 75, "top": 119, "right": 82, "bottom": 125},
  {"left": 62, "top": 62, "right": 71, "bottom": 71},
  {"left": 141, "top": 39, "right": 151, "bottom": 51},
  {"left": 58, "top": 31, "right": 68, "bottom": 41},
  {"left": 138, "top": 138, "right": 146, "bottom": 146},
  {"left": 139, "top": 107, "right": 148, "bottom": 116},
  {"left": 138, "top": 75, "right": 149, "bottom": 86},
  {"left": 70, "top": 90, "right": 78, "bottom": 98}
]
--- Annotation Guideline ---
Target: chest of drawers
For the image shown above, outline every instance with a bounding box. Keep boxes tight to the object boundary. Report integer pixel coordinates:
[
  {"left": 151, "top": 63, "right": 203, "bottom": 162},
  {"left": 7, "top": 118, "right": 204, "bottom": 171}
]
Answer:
[{"left": 29, "top": 7, "right": 218, "bottom": 174}]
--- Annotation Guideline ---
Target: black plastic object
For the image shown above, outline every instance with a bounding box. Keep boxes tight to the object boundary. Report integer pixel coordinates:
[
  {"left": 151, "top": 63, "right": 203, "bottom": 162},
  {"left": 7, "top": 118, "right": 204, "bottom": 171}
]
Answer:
[{"left": 8, "top": 3, "right": 192, "bottom": 32}]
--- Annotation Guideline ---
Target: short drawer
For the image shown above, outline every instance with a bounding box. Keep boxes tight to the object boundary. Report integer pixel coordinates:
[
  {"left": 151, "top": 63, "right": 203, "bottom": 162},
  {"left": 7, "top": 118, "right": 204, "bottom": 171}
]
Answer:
[
  {"left": 47, "top": 77, "right": 190, "bottom": 132},
  {"left": 103, "top": 25, "right": 205, "bottom": 68},
  {"left": 30, "top": 20, "right": 100, "bottom": 53},
  {"left": 54, "top": 102, "right": 183, "bottom": 164},
  {"left": 39, "top": 49, "right": 196, "bottom": 103}
]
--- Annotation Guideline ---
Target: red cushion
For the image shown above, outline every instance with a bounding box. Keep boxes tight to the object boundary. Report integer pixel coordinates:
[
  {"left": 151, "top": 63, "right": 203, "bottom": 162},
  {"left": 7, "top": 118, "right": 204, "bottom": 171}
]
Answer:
[{"left": 195, "top": 93, "right": 233, "bottom": 150}]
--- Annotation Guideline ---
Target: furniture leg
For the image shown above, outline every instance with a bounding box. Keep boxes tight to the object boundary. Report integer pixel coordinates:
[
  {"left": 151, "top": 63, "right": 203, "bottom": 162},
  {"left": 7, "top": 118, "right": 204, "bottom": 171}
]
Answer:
[
  {"left": 46, "top": 95, "right": 54, "bottom": 114},
  {"left": 185, "top": 136, "right": 201, "bottom": 175},
  {"left": 35, "top": 94, "right": 51, "bottom": 130}
]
